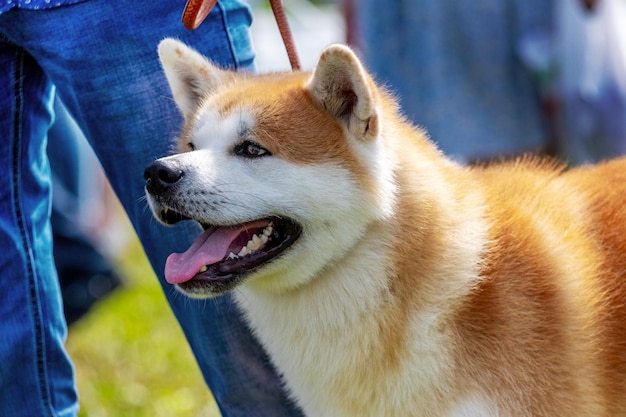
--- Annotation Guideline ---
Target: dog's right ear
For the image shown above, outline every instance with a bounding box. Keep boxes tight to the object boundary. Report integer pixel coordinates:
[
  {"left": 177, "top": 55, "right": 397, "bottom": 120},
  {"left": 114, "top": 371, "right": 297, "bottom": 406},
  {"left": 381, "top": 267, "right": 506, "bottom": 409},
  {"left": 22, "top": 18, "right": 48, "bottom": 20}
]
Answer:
[
  {"left": 306, "top": 44, "right": 380, "bottom": 142},
  {"left": 158, "top": 38, "right": 233, "bottom": 118}
]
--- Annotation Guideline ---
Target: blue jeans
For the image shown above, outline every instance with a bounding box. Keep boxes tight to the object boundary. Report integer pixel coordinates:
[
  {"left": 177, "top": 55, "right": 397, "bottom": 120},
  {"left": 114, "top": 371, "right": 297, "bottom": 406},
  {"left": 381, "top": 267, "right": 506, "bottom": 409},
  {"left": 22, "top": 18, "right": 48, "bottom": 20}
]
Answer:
[{"left": 0, "top": 1, "right": 303, "bottom": 416}]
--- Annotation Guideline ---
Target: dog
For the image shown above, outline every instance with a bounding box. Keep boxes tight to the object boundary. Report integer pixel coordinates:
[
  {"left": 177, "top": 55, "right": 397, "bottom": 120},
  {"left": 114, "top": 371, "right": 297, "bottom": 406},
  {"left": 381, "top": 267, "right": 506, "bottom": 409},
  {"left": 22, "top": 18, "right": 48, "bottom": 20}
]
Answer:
[{"left": 144, "top": 38, "right": 626, "bottom": 417}]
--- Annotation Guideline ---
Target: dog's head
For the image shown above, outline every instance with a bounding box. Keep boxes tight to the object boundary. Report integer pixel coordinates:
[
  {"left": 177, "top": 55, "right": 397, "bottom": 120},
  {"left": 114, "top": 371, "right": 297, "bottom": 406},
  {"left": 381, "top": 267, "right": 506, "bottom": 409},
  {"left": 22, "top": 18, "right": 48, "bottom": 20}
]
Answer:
[{"left": 144, "top": 39, "right": 396, "bottom": 298}]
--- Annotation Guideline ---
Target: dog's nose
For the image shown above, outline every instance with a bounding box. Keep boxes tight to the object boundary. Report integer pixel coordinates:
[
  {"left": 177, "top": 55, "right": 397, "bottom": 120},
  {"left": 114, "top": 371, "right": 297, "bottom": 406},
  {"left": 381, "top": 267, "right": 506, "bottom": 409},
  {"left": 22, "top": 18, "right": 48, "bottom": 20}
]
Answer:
[{"left": 144, "top": 160, "right": 184, "bottom": 195}]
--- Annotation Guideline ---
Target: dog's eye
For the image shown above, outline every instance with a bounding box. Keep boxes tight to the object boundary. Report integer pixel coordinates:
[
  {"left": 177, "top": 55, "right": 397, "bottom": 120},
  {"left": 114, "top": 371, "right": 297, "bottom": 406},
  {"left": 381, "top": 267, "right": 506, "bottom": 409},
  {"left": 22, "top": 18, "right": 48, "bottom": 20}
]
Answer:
[{"left": 234, "top": 141, "right": 271, "bottom": 158}]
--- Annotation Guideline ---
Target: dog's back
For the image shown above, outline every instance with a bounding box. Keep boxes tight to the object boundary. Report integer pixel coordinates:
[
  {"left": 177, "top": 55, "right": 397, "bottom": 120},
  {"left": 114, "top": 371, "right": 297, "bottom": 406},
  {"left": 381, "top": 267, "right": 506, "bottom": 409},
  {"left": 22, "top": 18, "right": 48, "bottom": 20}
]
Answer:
[
  {"left": 374, "top": 129, "right": 626, "bottom": 415},
  {"left": 450, "top": 157, "right": 626, "bottom": 416}
]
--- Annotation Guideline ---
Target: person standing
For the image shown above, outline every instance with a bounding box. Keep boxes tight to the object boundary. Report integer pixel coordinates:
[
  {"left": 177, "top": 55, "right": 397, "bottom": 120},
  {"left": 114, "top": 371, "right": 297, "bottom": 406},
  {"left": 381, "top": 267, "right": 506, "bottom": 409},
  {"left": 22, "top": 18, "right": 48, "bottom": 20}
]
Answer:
[{"left": 0, "top": 1, "right": 303, "bottom": 416}]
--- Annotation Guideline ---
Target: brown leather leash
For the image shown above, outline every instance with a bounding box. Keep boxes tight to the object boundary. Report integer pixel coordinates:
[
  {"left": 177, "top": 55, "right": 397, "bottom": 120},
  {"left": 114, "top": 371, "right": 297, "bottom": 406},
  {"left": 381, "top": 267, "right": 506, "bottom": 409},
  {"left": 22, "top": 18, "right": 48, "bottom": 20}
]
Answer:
[{"left": 182, "top": 0, "right": 302, "bottom": 71}]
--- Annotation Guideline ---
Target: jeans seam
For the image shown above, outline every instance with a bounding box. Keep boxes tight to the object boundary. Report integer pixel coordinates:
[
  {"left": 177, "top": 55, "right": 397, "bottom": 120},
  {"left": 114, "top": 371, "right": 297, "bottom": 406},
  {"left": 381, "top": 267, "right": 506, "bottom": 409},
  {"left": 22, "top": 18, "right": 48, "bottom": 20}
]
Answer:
[
  {"left": 216, "top": 1, "right": 240, "bottom": 70},
  {"left": 12, "top": 47, "right": 52, "bottom": 416}
]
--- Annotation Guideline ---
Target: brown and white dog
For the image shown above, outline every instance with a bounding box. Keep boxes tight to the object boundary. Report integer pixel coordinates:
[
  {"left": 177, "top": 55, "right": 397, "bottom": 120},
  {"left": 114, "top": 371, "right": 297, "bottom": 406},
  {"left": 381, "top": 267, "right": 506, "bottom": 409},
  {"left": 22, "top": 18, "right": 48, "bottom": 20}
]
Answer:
[{"left": 144, "top": 38, "right": 626, "bottom": 417}]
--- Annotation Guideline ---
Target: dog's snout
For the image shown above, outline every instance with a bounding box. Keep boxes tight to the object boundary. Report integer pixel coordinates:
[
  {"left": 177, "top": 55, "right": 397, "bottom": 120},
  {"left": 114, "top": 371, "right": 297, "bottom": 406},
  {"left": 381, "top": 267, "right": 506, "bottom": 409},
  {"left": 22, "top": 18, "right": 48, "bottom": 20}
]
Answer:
[{"left": 144, "top": 160, "right": 184, "bottom": 195}]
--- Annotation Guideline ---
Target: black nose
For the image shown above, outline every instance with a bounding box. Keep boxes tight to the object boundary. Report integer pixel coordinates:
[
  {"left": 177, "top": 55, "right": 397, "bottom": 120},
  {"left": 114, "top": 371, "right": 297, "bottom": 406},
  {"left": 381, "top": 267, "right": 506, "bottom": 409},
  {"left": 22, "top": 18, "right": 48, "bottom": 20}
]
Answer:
[{"left": 144, "top": 160, "right": 184, "bottom": 195}]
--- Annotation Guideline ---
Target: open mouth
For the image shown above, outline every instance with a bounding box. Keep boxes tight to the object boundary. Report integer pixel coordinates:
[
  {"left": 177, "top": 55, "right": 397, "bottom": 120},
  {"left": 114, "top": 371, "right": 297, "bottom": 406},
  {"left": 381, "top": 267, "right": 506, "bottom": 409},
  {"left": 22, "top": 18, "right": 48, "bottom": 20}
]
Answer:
[
  {"left": 163, "top": 215, "right": 302, "bottom": 294},
  {"left": 158, "top": 206, "right": 192, "bottom": 225}
]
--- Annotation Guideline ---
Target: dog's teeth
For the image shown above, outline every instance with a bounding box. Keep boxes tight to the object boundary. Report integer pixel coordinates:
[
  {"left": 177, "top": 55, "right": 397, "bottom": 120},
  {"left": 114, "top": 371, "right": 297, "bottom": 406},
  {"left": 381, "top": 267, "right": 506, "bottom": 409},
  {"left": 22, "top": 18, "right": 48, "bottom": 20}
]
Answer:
[
  {"left": 235, "top": 226, "right": 273, "bottom": 258},
  {"left": 198, "top": 265, "right": 208, "bottom": 273},
  {"left": 248, "top": 234, "right": 263, "bottom": 250},
  {"left": 227, "top": 252, "right": 237, "bottom": 260},
  {"left": 163, "top": 208, "right": 169, "bottom": 215}
]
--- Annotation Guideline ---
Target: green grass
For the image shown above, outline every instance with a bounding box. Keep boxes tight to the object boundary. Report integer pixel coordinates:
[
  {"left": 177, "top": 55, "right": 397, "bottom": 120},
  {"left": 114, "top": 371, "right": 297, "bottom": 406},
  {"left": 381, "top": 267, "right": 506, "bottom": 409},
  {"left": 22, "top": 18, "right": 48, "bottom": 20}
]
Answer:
[{"left": 66, "top": 233, "right": 221, "bottom": 417}]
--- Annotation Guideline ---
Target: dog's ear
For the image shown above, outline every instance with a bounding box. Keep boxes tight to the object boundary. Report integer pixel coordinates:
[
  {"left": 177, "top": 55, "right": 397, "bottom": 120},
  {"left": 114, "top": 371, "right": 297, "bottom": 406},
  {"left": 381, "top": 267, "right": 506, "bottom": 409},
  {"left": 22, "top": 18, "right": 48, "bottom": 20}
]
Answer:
[
  {"left": 158, "top": 38, "right": 233, "bottom": 118},
  {"left": 306, "top": 44, "right": 380, "bottom": 142}
]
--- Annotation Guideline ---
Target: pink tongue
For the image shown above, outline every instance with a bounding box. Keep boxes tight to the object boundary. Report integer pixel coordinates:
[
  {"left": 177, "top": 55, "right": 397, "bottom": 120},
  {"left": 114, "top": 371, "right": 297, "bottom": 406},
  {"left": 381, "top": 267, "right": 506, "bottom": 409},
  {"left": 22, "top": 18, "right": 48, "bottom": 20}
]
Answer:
[{"left": 164, "top": 220, "right": 269, "bottom": 284}]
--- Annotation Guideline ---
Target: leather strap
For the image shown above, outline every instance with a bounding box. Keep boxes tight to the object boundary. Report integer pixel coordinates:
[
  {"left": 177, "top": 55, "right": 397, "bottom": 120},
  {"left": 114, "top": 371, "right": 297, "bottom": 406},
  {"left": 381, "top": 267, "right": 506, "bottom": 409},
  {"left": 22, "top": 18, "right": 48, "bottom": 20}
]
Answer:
[
  {"left": 182, "top": 0, "right": 218, "bottom": 30},
  {"left": 267, "top": 0, "right": 301, "bottom": 70},
  {"left": 182, "top": 0, "right": 302, "bottom": 71}
]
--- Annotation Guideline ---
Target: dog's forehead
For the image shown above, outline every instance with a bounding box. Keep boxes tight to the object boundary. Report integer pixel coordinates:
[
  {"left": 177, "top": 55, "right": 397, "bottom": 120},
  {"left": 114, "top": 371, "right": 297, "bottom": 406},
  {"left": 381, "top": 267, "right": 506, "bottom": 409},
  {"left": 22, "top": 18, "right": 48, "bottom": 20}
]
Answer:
[
  {"left": 184, "top": 78, "right": 304, "bottom": 152},
  {"left": 189, "top": 106, "right": 254, "bottom": 149}
]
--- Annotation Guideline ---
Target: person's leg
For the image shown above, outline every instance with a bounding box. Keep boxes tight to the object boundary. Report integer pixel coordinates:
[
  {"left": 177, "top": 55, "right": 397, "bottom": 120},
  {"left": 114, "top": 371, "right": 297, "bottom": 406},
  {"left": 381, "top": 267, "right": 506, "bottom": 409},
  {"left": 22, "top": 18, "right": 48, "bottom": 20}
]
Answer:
[
  {"left": 0, "top": 37, "right": 79, "bottom": 417},
  {"left": 0, "top": 2, "right": 302, "bottom": 415}
]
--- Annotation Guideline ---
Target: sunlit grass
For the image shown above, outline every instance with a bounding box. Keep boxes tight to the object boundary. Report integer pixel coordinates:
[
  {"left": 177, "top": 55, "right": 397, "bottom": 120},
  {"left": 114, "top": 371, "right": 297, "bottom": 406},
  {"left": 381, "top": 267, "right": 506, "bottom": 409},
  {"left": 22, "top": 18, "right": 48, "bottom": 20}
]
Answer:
[{"left": 66, "top": 232, "right": 221, "bottom": 417}]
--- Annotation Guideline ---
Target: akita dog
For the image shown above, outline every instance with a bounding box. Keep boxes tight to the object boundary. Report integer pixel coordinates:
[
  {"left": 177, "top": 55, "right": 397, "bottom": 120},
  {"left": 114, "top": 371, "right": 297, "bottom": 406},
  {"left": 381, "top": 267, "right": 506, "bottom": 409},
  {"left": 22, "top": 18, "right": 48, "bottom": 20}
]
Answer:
[{"left": 144, "top": 38, "right": 626, "bottom": 417}]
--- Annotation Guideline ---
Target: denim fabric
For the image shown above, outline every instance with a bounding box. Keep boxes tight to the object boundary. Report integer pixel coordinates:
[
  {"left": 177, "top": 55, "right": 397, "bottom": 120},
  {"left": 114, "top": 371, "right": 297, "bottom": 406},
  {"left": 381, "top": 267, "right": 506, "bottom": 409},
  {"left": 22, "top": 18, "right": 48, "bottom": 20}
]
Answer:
[
  {"left": 0, "top": 1, "right": 303, "bottom": 416},
  {"left": 0, "top": 40, "right": 78, "bottom": 417},
  {"left": 0, "top": 0, "right": 87, "bottom": 14}
]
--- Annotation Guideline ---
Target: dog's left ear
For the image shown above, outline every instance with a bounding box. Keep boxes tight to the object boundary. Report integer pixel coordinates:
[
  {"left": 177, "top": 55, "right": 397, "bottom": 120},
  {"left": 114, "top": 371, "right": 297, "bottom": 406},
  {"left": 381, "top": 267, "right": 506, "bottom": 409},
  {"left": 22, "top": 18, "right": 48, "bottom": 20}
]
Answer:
[
  {"left": 306, "top": 45, "right": 380, "bottom": 142},
  {"left": 158, "top": 38, "right": 234, "bottom": 119}
]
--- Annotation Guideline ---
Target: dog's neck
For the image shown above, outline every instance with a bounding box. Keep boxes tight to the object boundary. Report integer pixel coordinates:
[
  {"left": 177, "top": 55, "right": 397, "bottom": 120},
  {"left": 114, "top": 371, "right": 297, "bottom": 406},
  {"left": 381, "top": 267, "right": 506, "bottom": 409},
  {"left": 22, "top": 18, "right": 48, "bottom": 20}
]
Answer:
[{"left": 234, "top": 218, "right": 451, "bottom": 416}]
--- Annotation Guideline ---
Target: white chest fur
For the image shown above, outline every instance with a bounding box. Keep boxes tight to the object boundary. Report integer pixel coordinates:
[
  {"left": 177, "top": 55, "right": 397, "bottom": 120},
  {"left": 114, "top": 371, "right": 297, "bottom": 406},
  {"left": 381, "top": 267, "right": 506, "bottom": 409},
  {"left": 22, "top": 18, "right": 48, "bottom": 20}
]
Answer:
[{"left": 236, "top": 246, "right": 456, "bottom": 417}]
